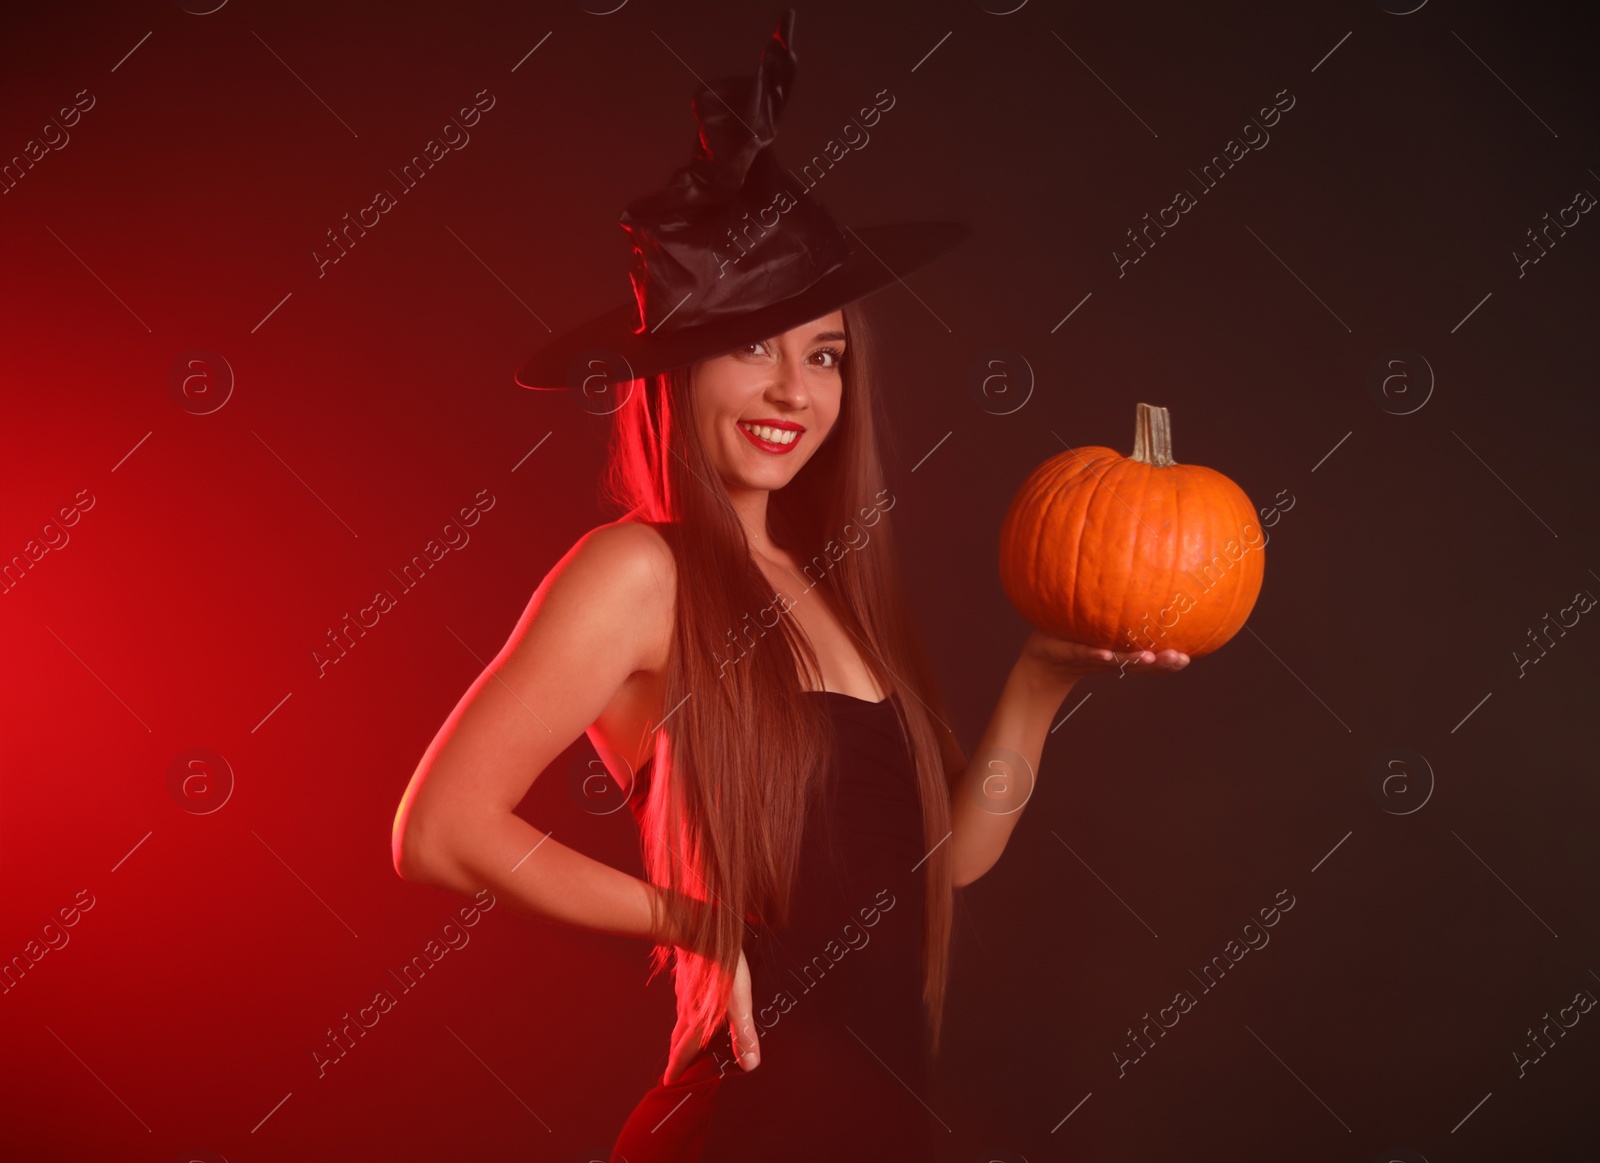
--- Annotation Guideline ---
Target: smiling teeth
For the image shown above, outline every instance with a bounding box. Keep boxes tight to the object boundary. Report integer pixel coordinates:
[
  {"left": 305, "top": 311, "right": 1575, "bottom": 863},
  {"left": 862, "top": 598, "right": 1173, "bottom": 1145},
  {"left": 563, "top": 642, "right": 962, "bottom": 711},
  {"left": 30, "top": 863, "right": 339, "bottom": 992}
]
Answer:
[{"left": 739, "top": 422, "right": 798, "bottom": 445}]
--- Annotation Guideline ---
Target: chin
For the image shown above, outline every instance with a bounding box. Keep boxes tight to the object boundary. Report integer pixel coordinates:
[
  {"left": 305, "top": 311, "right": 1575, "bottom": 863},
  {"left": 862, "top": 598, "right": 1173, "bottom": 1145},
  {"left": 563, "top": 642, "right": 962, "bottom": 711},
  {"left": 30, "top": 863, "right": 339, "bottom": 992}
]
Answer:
[
  {"left": 724, "top": 445, "right": 808, "bottom": 487},
  {"left": 740, "top": 466, "right": 802, "bottom": 492}
]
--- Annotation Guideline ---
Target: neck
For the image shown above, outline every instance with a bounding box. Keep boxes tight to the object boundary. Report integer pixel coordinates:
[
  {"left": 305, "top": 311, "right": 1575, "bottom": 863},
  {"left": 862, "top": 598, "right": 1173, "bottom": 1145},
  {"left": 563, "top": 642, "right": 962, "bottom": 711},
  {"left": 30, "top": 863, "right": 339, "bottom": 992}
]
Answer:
[{"left": 726, "top": 481, "right": 775, "bottom": 557}]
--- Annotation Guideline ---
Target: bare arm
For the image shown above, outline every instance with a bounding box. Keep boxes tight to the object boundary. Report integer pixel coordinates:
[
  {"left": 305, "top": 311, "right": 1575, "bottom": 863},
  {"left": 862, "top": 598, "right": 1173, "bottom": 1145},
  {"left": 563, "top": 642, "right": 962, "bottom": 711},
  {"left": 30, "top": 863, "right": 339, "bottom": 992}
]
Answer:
[
  {"left": 948, "top": 632, "right": 1189, "bottom": 887},
  {"left": 391, "top": 521, "right": 683, "bottom": 943}
]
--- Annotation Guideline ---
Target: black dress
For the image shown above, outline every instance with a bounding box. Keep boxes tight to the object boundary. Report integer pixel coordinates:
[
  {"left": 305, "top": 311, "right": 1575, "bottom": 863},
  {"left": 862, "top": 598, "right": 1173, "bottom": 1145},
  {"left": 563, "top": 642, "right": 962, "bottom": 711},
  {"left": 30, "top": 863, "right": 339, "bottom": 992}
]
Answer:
[{"left": 609, "top": 689, "right": 940, "bottom": 1162}]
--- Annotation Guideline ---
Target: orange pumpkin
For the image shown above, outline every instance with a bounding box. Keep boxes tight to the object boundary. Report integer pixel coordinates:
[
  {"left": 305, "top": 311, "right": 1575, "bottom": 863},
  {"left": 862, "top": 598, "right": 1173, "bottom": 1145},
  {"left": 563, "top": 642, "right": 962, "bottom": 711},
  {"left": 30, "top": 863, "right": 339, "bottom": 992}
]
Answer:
[{"left": 998, "top": 402, "right": 1265, "bottom": 657}]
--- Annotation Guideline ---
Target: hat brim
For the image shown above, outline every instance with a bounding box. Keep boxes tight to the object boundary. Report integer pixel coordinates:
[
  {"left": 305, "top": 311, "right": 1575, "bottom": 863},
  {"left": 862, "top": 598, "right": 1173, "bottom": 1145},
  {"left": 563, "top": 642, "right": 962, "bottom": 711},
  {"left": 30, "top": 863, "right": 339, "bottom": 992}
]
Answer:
[{"left": 514, "top": 220, "right": 971, "bottom": 390}]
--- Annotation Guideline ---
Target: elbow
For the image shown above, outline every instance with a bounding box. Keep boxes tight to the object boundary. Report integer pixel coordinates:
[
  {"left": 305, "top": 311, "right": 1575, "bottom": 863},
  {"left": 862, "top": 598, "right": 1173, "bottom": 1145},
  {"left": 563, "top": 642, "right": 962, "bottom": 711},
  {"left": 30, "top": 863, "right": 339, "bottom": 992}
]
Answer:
[
  {"left": 392, "top": 794, "right": 450, "bottom": 887},
  {"left": 393, "top": 803, "right": 489, "bottom": 894},
  {"left": 393, "top": 834, "right": 432, "bottom": 885},
  {"left": 392, "top": 826, "right": 438, "bottom": 885},
  {"left": 950, "top": 835, "right": 1005, "bottom": 887},
  {"left": 951, "top": 858, "right": 993, "bottom": 890},
  {"left": 394, "top": 831, "right": 466, "bottom": 891}
]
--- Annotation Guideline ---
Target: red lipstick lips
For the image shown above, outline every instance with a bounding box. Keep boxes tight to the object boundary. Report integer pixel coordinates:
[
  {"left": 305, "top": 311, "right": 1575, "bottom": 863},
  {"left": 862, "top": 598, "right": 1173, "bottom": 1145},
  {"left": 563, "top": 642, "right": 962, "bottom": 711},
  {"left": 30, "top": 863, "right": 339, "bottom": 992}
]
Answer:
[{"left": 736, "top": 417, "right": 805, "bottom": 455}]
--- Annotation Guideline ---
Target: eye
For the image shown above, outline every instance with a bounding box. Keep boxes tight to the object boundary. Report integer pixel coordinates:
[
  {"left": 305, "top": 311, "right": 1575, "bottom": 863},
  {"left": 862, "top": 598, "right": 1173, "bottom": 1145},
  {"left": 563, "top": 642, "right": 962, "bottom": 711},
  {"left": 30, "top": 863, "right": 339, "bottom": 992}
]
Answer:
[
  {"left": 736, "top": 340, "right": 769, "bottom": 358},
  {"left": 810, "top": 346, "right": 845, "bottom": 369}
]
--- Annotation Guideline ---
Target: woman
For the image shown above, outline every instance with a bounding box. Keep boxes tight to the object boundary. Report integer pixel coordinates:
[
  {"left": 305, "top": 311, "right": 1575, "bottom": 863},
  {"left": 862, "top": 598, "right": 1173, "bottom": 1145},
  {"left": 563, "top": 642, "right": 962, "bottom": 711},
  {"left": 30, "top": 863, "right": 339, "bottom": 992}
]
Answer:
[{"left": 392, "top": 12, "right": 1186, "bottom": 1160}]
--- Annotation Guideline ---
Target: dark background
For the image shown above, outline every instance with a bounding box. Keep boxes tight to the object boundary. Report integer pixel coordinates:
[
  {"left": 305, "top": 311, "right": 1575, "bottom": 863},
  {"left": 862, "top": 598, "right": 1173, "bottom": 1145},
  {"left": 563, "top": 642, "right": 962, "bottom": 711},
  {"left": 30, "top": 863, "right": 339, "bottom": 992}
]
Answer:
[{"left": 2, "top": 1, "right": 1596, "bottom": 1160}]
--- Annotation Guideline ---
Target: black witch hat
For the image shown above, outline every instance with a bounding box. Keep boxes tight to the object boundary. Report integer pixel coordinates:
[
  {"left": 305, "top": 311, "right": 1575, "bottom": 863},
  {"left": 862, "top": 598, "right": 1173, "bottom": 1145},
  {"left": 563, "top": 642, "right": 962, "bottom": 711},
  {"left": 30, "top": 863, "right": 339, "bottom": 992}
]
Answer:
[{"left": 515, "top": 8, "right": 969, "bottom": 391}]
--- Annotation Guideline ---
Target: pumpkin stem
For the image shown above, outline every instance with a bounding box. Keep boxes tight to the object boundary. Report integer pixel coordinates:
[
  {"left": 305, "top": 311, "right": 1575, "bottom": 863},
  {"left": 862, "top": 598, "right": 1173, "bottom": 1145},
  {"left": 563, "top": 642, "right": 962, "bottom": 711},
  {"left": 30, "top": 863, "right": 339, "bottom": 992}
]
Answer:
[{"left": 1130, "top": 402, "right": 1175, "bottom": 466}]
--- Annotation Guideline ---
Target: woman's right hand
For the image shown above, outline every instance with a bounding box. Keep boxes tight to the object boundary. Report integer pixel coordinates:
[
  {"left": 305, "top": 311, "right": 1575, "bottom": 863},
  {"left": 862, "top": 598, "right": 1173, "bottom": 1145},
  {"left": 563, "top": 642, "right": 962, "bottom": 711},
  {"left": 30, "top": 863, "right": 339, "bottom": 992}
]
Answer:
[{"left": 663, "top": 948, "right": 760, "bottom": 1085}]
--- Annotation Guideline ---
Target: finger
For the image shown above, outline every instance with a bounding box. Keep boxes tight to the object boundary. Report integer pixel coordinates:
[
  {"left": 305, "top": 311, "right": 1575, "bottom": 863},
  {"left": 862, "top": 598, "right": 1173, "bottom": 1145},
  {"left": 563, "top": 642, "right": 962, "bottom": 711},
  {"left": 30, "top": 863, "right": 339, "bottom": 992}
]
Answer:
[
  {"left": 1075, "top": 646, "right": 1125, "bottom": 665},
  {"left": 732, "top": 1023, "right": 761, "bottom": 1075},
  {"left": 663, "top": 1044, "right": 692, "bottom": 1086},
  {"left": 729, "top": 1012, "right": 760, "bottom": 1070},
  {"left": 1133, "top": 649, "right": 1187, "bottom": 670},
  {"left": 730, "top": 965, "right": 759, "bottom": 1070},
  {"left": 1111, "top": 649, "right": 1158, "bottom": 667},
  {"left": 662, "top": 1043, "right": 686, "bottom": 1087},
  {"left": 662, "top": 1027, "right": 705, "bottom": 1086},
  {"left": 1120, "top": 649, "right": 1191, "bottom": 674},
  {"left": 1055, "top": 647, "right": 1123, "bottom": 671}
]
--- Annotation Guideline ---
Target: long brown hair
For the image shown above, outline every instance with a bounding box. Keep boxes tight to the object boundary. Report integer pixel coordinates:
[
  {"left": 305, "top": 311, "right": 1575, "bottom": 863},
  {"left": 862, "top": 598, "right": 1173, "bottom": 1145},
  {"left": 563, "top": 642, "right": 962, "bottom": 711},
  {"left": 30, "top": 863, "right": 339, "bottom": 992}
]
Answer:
[{"left": 599, "top": 298, "right": 968, "bottom": 1053}]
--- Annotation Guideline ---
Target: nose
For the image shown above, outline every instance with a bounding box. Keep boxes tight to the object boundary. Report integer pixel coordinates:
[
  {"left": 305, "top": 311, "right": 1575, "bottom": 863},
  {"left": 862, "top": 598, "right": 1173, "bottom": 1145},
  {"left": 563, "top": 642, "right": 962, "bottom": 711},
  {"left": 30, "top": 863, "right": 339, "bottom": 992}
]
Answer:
[{"left": 767, "top": 347, "right": 809, "bottom": 407}]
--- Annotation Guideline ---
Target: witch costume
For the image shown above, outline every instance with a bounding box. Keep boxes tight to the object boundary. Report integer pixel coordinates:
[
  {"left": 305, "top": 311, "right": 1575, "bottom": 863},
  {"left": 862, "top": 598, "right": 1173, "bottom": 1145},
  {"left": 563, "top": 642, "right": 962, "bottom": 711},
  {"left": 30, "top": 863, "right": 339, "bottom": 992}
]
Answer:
[{"left": 516, "top": 10, "right": 969, "bottom": 1161}]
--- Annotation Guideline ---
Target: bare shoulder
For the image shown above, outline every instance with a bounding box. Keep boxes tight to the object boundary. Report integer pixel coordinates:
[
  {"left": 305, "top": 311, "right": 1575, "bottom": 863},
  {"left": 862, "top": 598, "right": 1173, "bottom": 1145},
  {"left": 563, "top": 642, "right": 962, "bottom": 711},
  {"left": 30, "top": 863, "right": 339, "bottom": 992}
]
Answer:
[
  {"left": 574, "top": 518, "right": 676, "bottom": 582},
  {"left": 546, "top": 517, "right": 677, "bottom": 676},
  {"left": 547, "top": 518, "right": 677, "bottom": 770},
  {"left": 570, "top": 517, "right": 675, "bottom": 612}
]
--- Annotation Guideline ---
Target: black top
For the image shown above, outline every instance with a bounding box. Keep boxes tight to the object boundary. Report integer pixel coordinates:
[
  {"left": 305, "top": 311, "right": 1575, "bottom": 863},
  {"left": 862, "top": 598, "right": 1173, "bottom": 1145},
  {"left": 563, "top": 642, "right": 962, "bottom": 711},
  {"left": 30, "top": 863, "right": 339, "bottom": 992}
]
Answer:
[{"left": 627, "top": 689, "right": 940, "bottom": 1159}]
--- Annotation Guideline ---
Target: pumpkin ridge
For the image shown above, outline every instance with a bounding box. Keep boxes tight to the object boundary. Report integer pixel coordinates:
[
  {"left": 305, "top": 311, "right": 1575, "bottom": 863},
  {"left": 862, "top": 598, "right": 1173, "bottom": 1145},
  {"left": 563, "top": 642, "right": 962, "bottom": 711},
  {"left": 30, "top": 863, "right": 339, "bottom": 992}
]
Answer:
[
  {"left": 1061, "top": 446, "right": 1113, "bottom": 636},
  {"left": 1166, "top": 464, "right": 1185, "bottom": 649},
  {"left": 1058, "top": 463, "right": 1081, "bottom": 633},
  {"left": 1088, "top": 454, "right": 1126, "bottom": 639},
  {"left": 1073, "top": 462, "right": 1098, "bottom": 642},
  {"left": 1132, "top": 460, "right": 1171, "bottom": 649},
  {"left": 1027, "top": 482, "right": 1050, "bottom": 630},
  {"left": 1223, "top": 485, "right": 1266, "bottom": 643},
  {"left": 1098, "top": 462, "right": 1123, "bottom": 646},
  {"left": 1184, "top": 484, "right": 1229, "bottom": 655},
  {"left": 1188, "top": 473, "right": 1252, "bottom": 655}
]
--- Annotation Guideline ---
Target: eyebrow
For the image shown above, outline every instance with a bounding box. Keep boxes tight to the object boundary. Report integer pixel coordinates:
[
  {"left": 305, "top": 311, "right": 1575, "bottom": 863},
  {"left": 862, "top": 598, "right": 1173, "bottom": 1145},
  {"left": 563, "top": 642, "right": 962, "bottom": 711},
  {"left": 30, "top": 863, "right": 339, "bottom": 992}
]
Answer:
[{"left": 810, "top": 330, "right": 846, "bottom": 343}]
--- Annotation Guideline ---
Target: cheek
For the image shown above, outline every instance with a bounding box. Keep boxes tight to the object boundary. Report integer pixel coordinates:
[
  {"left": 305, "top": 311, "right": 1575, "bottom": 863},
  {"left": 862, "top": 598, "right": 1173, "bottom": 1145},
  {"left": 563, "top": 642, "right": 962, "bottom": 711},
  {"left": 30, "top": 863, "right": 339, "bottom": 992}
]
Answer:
[
  {"left": 692, "top": 382, "right": 736, "bottom": 441},
  {"left": 817, "top": 394, "right": 843, "bottom": 441}
]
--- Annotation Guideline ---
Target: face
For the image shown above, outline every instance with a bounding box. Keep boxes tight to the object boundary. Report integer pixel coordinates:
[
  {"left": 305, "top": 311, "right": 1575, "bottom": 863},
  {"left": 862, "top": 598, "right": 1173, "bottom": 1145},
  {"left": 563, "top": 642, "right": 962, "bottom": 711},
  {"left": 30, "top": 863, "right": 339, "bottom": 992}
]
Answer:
[{"left": 691, "top": 309, "right": 846, "bottom": 493}]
